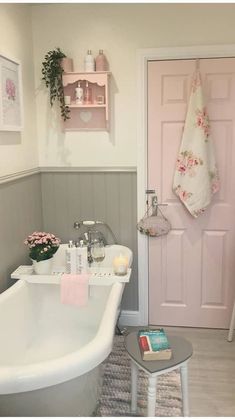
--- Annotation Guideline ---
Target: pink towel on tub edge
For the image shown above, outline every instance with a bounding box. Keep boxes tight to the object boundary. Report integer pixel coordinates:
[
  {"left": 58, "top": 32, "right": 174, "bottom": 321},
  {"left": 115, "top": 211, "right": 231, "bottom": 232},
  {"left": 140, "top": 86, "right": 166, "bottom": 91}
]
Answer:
[{"left": 60, "top": 274, "right": 89, "bottom": 306}]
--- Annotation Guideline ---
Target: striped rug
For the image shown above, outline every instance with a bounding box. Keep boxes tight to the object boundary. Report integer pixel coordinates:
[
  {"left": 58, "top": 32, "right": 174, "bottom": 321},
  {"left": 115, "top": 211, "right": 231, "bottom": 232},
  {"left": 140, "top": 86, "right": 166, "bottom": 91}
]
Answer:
[{"left": 96, "top": 335, "right": 182, "bottom": 417}]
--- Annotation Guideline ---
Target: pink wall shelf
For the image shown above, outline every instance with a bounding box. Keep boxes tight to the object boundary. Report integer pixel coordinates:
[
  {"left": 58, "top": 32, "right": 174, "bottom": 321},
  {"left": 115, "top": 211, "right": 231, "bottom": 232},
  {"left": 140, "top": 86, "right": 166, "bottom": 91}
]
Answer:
[{"left": 62, "top": 71, "right": 111, "bottom": 131}]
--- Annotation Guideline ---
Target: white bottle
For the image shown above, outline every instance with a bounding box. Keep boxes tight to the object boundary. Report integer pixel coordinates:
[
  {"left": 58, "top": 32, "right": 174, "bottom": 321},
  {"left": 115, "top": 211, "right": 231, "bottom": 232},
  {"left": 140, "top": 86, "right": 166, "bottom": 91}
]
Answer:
[
  {"left": 75, "top": 82, "right": 83, "bottom": 104},
  {"left": 76, "top": 240, "right": 88, "bottom": 274},
  {"left": 84, "top": 50, "right": 95, "bottom": 72},
  {"left": 66, "top": 241, "right": 77, "bottom": 274}
]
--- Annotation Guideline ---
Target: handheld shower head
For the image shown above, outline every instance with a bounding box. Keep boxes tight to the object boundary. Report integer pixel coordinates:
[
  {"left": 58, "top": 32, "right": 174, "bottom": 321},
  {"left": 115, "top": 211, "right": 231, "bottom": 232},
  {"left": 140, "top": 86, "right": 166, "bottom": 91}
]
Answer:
[
  {"left": 74, "top": 221, "right": 96, "bottom": 229},
  {"left": 73, "top": 220, "right": 118, "bottom": 244}
]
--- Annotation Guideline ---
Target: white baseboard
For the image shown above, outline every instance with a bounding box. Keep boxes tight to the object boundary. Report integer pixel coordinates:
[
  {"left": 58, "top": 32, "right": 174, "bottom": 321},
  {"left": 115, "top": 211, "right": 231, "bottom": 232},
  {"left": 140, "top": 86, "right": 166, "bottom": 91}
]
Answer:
[{"left": 119, "top": 310, "right": 147, "bottom": 327}]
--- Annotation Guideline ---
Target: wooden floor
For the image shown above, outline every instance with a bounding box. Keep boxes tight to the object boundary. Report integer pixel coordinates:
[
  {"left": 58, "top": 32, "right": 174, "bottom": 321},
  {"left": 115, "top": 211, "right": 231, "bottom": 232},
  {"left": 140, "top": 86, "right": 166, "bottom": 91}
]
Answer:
[{"left": 126, "top": 326, "right": 235, "bottom": 417}]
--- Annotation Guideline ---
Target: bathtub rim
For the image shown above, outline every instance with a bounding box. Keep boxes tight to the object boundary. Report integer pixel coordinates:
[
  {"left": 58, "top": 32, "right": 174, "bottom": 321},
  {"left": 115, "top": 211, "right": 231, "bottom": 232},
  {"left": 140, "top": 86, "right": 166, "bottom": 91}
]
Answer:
[{"left": 0, "top": 279, "right": 124, "bottom": 394}]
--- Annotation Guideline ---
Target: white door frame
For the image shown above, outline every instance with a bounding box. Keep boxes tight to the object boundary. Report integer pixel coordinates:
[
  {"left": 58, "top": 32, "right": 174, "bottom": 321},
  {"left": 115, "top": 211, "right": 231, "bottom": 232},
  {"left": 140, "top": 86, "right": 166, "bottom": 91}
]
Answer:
[{"left": 137, "top": 44, "right": 235, "bottom": 326}]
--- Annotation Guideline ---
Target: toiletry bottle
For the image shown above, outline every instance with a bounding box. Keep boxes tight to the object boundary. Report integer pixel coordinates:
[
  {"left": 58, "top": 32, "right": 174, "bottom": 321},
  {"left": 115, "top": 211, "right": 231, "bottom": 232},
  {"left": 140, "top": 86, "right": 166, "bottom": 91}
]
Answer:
[
  {"left": 76, "top": 240, "right": 88, "bottom": 274},
  {"left": 75, "top": 82, "right": 83, "bottom": 104},
  {"left": 95, "top": 50, "right": 109, "bottom": 72},
  {"left": 84, "top": 81, "right": 92, "bottom": 104},
  {"left": 66, "top": 240, "right": 73, "bottom": 273},
  {"left": 84, "top": 50, "right": 95, "bottom": 72},
  {"left": 66, "top": 240, "right": 77, "bottom": 274}
]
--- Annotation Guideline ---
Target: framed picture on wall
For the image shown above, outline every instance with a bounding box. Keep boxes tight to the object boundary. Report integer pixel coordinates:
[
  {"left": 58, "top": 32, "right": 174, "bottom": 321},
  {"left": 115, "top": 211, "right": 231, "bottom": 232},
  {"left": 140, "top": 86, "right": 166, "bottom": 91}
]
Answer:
[{"left": 0, "top": 54, "right": 23, "bottom": 131}]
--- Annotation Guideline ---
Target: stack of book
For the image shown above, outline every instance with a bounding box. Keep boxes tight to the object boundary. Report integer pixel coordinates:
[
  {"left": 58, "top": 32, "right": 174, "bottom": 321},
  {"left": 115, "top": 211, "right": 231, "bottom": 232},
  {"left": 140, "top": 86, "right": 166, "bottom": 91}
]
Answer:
[{"left": 138, "top": 328, "right": 172, "bottom": 361}]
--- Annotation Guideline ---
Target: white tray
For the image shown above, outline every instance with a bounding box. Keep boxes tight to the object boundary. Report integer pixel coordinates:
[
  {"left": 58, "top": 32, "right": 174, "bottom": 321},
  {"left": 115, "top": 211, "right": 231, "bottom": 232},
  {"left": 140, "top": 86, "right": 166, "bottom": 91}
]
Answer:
[{"left": 11, "top": 265, "right": 131, "bottom": 285}]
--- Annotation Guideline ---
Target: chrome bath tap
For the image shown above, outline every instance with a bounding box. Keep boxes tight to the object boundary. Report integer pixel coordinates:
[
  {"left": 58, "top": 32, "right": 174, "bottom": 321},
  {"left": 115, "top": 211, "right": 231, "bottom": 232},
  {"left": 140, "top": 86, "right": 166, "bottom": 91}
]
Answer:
[{"left": 74, "top": 220, "right": 116, "bottom": 265}]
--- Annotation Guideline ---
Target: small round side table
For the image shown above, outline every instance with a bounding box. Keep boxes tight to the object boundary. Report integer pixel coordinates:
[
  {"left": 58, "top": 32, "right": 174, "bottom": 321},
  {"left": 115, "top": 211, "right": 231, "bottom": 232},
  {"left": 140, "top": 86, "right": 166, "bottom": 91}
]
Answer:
[{"left": 124, "top": 331, "right": 193, "bottom": 417}]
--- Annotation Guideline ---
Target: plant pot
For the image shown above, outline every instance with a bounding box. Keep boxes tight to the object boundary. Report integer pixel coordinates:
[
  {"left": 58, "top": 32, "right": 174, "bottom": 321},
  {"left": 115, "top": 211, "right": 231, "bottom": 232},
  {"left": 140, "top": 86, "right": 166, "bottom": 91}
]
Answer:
[
  {"left": 61, "top": 57, "right": 74, "bottom": 73},
  {"left": 32, "top": 258, "right": 53, "bottom": 275}
]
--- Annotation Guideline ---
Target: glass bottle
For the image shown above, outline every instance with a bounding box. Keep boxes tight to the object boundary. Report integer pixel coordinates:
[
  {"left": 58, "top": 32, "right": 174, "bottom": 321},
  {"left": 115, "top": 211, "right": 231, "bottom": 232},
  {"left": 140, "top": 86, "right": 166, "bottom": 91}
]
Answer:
[
  {"left": 84, "top": 81, "right": 92, "bottom": 104},
  {"left": 95, "top": 49, "right": 109, "bottom": 72}
]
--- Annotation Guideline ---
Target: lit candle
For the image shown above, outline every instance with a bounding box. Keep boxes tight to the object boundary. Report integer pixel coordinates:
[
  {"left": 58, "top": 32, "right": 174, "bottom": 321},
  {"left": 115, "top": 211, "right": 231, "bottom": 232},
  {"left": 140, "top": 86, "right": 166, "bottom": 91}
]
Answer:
[{"left": 113, "top": 254, "right": 128, "bottom": 276}]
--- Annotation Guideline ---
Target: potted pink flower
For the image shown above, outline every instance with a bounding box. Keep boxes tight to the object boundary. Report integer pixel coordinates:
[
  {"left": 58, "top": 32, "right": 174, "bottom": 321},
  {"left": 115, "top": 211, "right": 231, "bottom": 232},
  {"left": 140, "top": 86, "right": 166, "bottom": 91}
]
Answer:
[{"left": 24, "top": 231, "right": 61, "bottom": 274}]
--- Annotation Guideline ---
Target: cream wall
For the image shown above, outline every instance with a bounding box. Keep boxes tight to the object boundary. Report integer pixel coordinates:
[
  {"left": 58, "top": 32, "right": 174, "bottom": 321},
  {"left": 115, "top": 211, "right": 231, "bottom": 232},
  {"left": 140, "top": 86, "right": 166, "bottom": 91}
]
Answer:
[
  {"left": 32, "top": 3, "right": 235, "bottom": 168},
  {"left": 0, "top": 4, "right": 38, "bottom": 177}
]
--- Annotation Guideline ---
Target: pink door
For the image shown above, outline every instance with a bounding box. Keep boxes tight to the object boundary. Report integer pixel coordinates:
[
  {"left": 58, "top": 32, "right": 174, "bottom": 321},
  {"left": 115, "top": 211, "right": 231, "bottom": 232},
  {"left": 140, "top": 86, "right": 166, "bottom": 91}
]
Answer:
[{"left": 148, "top": 58, "right": 235, "bottom": 328}]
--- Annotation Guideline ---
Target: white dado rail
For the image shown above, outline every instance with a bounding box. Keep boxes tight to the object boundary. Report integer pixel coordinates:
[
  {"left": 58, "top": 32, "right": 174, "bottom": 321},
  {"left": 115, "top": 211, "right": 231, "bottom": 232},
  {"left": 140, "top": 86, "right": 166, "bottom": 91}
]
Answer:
[
  {"left": 0, "top": 168, "right": 40, "bottom": 185},
  {"left": 0, "top": 166, "right": 137, "bottom": 185},
  {"left": 39, "top": 166, "right": 137, "bottom": 173}
]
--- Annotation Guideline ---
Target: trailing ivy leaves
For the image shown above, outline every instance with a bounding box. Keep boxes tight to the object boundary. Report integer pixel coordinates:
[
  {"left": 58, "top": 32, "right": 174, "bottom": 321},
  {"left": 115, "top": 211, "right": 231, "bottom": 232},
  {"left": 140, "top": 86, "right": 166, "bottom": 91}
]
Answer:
[{"left": 42, "top": 47, "right": 70, "bottom": 121}]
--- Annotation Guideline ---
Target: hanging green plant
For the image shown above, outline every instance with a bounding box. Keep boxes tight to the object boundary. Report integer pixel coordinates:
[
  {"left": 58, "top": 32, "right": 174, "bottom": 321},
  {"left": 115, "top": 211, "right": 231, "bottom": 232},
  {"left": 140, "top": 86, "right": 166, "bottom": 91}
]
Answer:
[{"left": 42, "top": 47, "right": 70, "bottom": 121}]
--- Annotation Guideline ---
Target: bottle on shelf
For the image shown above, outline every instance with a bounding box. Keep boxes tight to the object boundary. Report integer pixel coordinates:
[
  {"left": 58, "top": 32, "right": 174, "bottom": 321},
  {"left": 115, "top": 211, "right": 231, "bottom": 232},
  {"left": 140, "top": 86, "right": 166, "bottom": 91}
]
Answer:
[
  {"left": 66, "top": 240, "right": 77, "bottom": 274},
  {"left": 76, "top": 240, "right": 88, "bottom": 274},
  {"left": 75, "top": 82, "right": 84, "bottom": 105},
  {"left": 84, "top": 50, "right": 95, "bottom": 72},
  {"left": 95, "top": 50, "right": 109, "bottom": 72},
  {"left": 84, "top": 81, "right": 92, "bottom": 104},
  {"left": 61, "top": 57, "right": 74, "bottom": 73}
]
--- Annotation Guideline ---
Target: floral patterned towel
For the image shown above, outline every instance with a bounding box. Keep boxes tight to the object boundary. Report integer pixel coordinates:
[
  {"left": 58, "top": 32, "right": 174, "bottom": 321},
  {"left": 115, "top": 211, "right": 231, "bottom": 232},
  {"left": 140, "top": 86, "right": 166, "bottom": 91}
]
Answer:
[{"left": 173, "top": 70, "right": 219, "bottom": 218}]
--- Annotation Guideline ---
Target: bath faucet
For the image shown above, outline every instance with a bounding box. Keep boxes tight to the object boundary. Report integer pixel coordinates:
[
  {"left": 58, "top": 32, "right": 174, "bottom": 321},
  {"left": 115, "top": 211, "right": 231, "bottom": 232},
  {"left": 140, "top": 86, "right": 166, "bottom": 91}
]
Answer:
[
  {"left": 74, "top": 220, "right": 118, "bottom": 265},
  {"left": 74, "top": 223, "right": 104, "bottom": 265},
  {"left": 74, "top": 231, "right": 94, "bottom": 265},
  {"left": 74, "top": 220, "right": 118, "bottom": 244},
  {"left": 83, "top": 231, "right": 93, "bottom": 265}
]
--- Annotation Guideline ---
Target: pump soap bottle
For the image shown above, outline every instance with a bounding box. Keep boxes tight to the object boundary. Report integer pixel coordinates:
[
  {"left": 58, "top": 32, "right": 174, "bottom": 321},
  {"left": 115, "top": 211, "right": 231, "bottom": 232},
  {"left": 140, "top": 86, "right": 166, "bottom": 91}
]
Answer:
[
  {"left": 84, "top": 50, "right": 95, "bottom": 72},
  {"left": 76, "top": 240, "right": 88, "bottom": 274},
  {"left": 66, "top": 240, "right": 77, "bottom": 274},
  {"left": 75, "top": 82, "right": 83, "bottom": 105}
]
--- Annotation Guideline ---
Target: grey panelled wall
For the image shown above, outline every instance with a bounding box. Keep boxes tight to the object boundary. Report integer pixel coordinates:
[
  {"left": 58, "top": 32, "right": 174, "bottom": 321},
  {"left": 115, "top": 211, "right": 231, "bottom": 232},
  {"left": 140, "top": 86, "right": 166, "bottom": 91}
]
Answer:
[
  {"left": 0, "top": 170, "right": 138, "bottom": 311},
  {"left": 0, "top": 174, "right": 43, "bottom": 293},
  {"left": 41, "top": 171, "right": 138, "bottom": 311}
]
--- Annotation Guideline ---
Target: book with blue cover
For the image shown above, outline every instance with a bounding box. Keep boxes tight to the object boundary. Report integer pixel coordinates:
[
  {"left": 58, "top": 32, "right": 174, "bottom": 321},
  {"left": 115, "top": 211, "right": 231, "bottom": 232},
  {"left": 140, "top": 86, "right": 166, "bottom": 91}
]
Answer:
[{"left": 138, "top": 328, "right": 172, "bottom": 361}]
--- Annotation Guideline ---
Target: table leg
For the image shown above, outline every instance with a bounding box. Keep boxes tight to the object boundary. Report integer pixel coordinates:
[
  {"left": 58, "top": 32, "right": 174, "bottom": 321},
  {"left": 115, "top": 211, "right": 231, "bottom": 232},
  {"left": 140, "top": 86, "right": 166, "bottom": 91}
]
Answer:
[
  {"left": 180, "top": 362, "right": 189, "bottom": 416},
  {"left": 131, "top": 360, "right": 138, "bottom": 413},
  {"left": 147, "top": 375, "right": 157, "bottom": 417}
]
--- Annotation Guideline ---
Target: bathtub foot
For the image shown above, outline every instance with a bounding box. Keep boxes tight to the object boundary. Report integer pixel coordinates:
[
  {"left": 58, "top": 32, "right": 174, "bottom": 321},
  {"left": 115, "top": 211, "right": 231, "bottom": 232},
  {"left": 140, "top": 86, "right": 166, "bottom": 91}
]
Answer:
[{"left": 115, "top": 324, "right": 128, "bottom": 336}]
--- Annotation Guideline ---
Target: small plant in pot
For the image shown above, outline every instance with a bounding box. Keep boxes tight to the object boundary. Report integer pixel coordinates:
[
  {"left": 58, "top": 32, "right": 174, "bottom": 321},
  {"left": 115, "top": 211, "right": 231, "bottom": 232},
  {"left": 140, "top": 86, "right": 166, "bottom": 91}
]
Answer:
[
  {"left": 42, "top": 48, "right": 71, "bottom": 121},
  {"left": 24, "top": 231, "right": 61, "bottom": 274}
]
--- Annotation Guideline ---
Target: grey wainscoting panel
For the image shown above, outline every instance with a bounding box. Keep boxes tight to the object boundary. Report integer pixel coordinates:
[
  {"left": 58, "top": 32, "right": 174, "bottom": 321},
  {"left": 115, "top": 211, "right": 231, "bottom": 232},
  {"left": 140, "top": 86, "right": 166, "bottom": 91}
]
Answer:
[
  {"left": 41, "top": 171, "right": 138, "bottom": 311},
  {"left": 0, "top": 174, "right": 43, "bottom": 293}
]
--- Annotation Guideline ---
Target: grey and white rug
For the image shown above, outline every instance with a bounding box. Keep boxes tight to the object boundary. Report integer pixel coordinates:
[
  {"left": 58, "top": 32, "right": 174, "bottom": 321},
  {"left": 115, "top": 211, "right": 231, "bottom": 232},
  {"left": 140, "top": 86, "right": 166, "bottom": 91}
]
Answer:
[{"left": 96, "top": 335, "right": 182, "bottom": 417}]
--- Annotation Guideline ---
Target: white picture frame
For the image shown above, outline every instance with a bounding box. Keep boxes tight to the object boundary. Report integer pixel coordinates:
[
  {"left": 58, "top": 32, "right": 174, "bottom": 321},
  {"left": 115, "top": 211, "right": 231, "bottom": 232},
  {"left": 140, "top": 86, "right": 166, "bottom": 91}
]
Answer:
[{"left": 0, "top": 54, "right": 23, "bottom": 131}]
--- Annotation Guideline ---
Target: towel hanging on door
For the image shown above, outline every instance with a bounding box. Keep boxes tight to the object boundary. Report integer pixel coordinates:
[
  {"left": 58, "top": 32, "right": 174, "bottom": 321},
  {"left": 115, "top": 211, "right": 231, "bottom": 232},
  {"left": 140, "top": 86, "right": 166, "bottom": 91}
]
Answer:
[{"left": 172, "top": 68, "right": 220, "bottom": 218}]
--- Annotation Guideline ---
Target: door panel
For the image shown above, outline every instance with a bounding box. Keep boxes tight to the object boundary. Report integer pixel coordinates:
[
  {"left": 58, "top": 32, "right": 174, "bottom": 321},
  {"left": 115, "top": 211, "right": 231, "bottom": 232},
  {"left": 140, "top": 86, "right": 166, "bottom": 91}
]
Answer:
[{"left": 148, "top": 58, "right": 235, "bottom": 328}]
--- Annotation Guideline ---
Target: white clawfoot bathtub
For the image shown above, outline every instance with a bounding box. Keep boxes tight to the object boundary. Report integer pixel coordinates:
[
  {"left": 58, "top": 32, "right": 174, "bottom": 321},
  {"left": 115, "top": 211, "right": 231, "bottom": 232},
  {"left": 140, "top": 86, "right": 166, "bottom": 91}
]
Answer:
[{"left": 0, "top": 244, "right": 132, "bottom": 417}]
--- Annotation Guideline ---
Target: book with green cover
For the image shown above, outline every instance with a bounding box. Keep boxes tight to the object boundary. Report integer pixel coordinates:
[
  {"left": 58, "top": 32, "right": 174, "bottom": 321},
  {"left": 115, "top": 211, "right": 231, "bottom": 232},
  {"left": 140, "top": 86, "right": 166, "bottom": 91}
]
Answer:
[{"left": 138, "top": 328, "right": 172, "bottom": 361}]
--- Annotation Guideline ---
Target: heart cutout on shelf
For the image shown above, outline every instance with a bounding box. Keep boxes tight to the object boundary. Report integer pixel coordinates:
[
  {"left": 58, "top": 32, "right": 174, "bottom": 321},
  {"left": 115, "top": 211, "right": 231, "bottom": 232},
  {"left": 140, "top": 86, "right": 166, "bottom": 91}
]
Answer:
[{"left": 80, "top": 111, "right": 92, "bottom": 123}]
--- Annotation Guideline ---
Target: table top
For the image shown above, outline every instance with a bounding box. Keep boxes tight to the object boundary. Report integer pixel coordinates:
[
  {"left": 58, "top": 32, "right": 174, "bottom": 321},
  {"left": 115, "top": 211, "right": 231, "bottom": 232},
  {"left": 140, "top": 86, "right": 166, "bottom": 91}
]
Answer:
[{"left": 124, "top": 331, "right": 193, "bottom": 374}]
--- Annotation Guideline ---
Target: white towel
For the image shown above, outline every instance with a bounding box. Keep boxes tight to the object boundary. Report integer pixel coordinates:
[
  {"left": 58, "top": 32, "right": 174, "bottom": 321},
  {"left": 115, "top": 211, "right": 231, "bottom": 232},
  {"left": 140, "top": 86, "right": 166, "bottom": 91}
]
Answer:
[{"left": 173, "top": 70, "right": 219, "bottom": 218}]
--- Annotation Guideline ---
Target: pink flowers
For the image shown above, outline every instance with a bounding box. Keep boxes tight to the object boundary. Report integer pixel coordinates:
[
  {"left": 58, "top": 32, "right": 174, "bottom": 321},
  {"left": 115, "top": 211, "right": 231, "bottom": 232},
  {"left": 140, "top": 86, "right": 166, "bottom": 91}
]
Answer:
[
  {"left": 210, "top": 168, "right": 220, "bottom": 194},
  {"left": 24, "top": 231, "right": 61, "bottom": 262},
  {"left": 174, "top": 185, "right": 192, "bottom": 202},
  {"left": 5, "top": 78, "right": 16, "bottom": 101},
  {"left": 195, "top": 107, "right": 210, "bottom": 139},
  {"left": 176, "top": 150, "right": 203, "bottom": 177}
]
